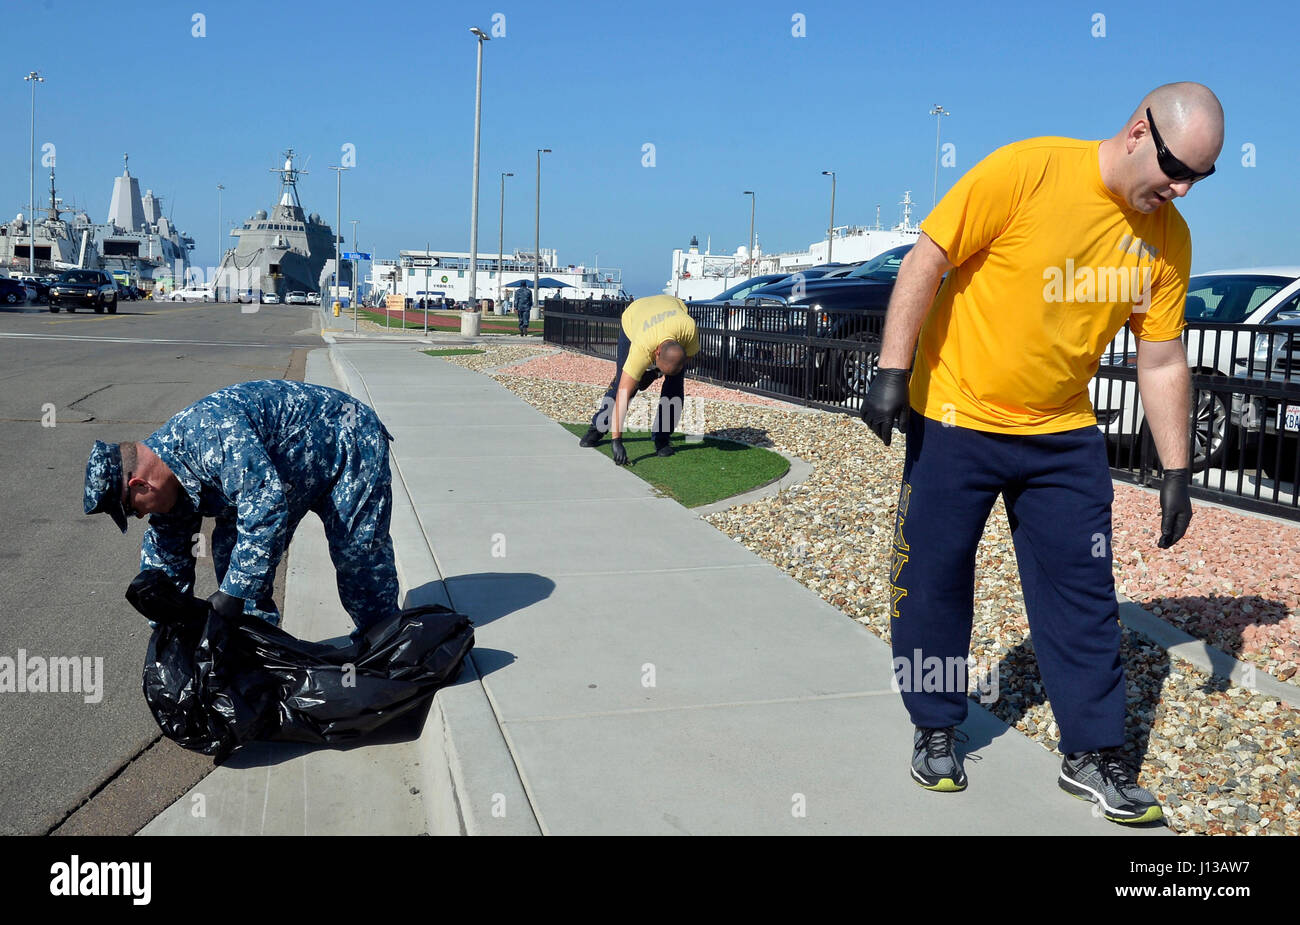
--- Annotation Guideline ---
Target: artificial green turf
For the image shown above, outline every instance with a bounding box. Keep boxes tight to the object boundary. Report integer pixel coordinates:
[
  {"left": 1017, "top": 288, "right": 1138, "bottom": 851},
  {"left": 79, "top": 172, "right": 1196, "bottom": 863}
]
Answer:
[
  {"left": 422, "top": 348, "right": 486, "bottom": 357},
  {"left": 560, "top": 423, "right": 789, "bottom": 508}
]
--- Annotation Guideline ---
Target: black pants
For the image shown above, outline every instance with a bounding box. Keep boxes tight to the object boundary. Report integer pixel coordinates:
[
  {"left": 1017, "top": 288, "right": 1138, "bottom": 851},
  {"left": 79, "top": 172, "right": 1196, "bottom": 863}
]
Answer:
[{"left": 589, "top": 328, "right": 684, "bottom": 449}]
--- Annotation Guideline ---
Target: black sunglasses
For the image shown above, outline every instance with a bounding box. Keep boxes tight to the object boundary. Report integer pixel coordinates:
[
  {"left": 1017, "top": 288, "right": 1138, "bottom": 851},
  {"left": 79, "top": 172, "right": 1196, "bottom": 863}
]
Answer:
[{"left": 1146, "top": 107, "right": 1215, "bottom": 183}]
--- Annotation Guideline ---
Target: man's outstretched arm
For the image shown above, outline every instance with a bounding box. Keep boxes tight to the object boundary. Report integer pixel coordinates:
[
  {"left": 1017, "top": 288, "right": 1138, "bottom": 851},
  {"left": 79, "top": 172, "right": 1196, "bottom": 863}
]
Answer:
[
  {"left": 861, "top": 234, "right": 953, "bottom": 445},
  {"left": 1136, "top": 335, "right": 1193, "bottom": 547},
  {"left": 877, "top": 233, "right": 953, "bottom": 368}
]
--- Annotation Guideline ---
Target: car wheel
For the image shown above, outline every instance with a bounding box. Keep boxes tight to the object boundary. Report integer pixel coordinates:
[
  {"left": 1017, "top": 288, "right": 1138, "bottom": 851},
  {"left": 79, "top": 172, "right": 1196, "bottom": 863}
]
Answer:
[
  {"left": 1260, "top": 434, "right": 1299, "bottom": 482},
  {"left": 1191, "top": 385, "right": 1232, "bottom": 473},
  {"left": 828, "top": 331, "right": 879, "bottom": 401},
  {"left": 3, "top": 293, "right": 17, "bottom": 305},
  {"left": 93, "top": 304, "right": 103, "bottom": 314},
  {"left": 107, "top": 301, "right": 117, "bottom": 314},
  {"left": 48, "top": 303, "right": 59, "bottom": 313}
]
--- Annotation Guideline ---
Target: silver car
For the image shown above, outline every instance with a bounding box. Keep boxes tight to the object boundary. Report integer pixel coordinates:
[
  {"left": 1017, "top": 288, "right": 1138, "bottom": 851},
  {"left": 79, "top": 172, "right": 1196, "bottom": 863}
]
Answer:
[{"left": 1092, "top": 267, "right": 1300, "bottom": 471}]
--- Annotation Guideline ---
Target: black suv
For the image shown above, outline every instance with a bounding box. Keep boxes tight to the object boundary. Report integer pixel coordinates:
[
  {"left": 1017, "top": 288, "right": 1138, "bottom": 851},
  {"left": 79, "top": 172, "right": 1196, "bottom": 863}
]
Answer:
[
  {"left": 702, "top": 245, "right": 911, "bottom": 399},
  {"left": 49, "top": 269, "right": 118, "bottom": 314}
]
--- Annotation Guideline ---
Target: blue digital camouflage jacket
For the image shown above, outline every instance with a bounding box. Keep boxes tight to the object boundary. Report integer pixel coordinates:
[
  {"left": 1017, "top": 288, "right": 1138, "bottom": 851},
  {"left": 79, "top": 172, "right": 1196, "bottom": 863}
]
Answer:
[{"left": 139, "top": 380, "right": 393, "bottom": 602}]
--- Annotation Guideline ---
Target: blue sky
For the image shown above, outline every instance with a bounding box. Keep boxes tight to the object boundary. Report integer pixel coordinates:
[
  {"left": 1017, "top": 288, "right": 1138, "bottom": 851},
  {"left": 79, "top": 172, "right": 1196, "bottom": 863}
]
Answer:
[{"left": 4, "top": 0, "right": 1297, "bottom": 296}]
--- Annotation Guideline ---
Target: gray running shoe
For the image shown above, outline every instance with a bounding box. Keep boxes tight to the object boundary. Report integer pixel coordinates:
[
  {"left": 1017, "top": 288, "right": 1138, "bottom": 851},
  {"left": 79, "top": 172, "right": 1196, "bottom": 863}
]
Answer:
[
  {"left": 911, "top": 726, "right": 968, "bottom": 792},
  {"left": 1059, "top": 748, "right": 1164, "bottom": 824}
]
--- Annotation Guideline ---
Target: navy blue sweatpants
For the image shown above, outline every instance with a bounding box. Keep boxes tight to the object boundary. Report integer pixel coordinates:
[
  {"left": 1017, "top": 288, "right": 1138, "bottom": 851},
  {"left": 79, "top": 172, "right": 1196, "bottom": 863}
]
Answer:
[
  {"left": 889, "top": 412, "right": 1125, "bottom": 755},
  {"left": 589, "top": 327, "right": 685, "bottom": 448}
]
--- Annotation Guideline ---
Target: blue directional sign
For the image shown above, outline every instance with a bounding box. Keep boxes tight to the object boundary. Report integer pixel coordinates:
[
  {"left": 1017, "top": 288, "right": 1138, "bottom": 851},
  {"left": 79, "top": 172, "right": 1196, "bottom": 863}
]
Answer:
[{"left": 342, "top": 252, "right": 372, "bottom": 260}]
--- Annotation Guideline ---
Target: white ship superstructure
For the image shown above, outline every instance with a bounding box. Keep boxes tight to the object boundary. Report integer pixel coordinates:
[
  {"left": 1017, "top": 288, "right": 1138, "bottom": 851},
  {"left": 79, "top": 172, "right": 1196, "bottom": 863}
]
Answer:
[
  {"left": 368, "top": 248, "right": 625, "bottom": 307},
  {"left": 666, "top": 192, "right": 923, "bottom": 301},
  {"left": 0, "top": 165, "right": 98, "bottom": 272},
  {"left": 95, "top": 155, "right": 195, "bottom": 291}
]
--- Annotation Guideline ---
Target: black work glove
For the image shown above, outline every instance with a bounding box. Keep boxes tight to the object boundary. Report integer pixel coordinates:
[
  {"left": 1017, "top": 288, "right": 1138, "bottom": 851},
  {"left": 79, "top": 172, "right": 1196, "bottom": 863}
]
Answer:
[
  {"left": 611, "top": 438, "right": 628, "bottom": 466},
  {"left": 1158, "top": 468, "right": 1192, "bottom": 548},
  {"left": 638, "top": 368, "right": 662, "bottom": 392},
  {"left": 860, "top": 368, "right": 911, "bottom": 446},
  {"left": 207, "top": 590, "right": 243, "bottom": 619}
]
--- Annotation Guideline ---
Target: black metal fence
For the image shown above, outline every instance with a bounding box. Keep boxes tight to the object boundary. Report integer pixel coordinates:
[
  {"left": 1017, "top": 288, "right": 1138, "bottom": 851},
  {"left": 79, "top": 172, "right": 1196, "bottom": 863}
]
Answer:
[{"left": 544, "top": 298, "right": 1300, "bottom": 520}]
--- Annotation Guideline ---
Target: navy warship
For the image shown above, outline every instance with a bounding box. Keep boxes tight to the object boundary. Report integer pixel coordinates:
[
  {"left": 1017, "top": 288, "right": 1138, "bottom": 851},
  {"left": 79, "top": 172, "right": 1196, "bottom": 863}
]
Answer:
[
  {"left": 0, "top": 164, "right": 98, "bottom": 272},
  {"left": 95, "top": 155, "right": 195, "bottom": 292},
  {"left": 213, "top": 150, "right": 348, "bottom": 300}
]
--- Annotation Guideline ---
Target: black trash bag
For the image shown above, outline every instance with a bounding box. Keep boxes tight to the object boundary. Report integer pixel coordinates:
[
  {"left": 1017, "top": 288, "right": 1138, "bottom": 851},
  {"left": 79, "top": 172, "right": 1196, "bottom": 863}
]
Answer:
[{"left": 125, "top": 569, "right": 474, "bottom": 761}]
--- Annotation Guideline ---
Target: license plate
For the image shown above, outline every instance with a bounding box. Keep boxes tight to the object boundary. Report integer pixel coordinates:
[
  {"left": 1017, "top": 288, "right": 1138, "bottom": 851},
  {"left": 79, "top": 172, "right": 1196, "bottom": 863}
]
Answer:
[{"left": 1282, "top": 404, "right": 1300, "bottom": 433}]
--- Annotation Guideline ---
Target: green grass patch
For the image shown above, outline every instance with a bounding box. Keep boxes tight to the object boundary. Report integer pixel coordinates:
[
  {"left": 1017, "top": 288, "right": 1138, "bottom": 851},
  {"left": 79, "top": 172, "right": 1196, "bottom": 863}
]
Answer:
[
  {"left": 560, "top": 423, "right": 788, "bottom": 508},
  {"left": 422, "top": 348, "right": 486, "bottom": 357}
]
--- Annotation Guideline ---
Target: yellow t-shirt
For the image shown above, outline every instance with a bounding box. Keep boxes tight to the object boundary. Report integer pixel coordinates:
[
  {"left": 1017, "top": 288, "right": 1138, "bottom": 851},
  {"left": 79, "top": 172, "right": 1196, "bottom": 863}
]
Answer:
[
  {"left": 912, "top": 137, "right": 1192, "bottom": 434},
  {"left": 620, "top": 295, "right": 701, "bottom": 379}
]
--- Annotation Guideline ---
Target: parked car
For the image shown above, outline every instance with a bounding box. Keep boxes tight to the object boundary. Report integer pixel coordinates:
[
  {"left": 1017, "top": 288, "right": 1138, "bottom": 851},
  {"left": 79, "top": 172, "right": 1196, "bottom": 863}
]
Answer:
[
  {"left": 48, "top": 269, "right": 119, "bottom": 313},
  {"left": 306, "top": 292, "right": 320, "bottom": 305},
  {"left": 1092, "top": 267, "right": 1300, "bottom": 471},
  {"left": 169, "top": 285, "right": 215, "bottom": 302},
  {"left": 261, "top": 292, "right": 280, "bottom": 304},
  {"left": 719, "top": 245, "right": 911, "bottom": 399},
  {"left": 0, "top": 277, "right": 30, "bottom": 305},
  {"left": 708, "top": 274, "right": 790, "bottom": 302},
  {"left": 19, "top": 276, "right": 50, "bottom": 303},
  {"left": 742, "top": 262, "right": 865, "bottom": 301},
  {"left": 1227, "top": 312, "right": 1300, "bottom": 474},
  {"left": 285, "top": 291, "right": 309, "bottom": 305}
]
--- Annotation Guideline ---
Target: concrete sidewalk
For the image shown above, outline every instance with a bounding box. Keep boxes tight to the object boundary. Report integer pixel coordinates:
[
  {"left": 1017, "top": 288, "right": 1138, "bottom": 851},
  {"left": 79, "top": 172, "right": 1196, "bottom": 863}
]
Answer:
[{"left": 140, "top": 339, "right": 1168, "bottom": 836}]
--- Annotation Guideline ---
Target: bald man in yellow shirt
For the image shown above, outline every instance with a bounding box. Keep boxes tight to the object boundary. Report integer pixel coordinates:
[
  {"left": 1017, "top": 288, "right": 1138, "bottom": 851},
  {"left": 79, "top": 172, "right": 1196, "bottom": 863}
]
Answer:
[
  {"left": 861, "top": 82, "right": 1223, "bottom": 825},
  {"left": 580, "top": 294, "right": 700, "bottom": 465}
]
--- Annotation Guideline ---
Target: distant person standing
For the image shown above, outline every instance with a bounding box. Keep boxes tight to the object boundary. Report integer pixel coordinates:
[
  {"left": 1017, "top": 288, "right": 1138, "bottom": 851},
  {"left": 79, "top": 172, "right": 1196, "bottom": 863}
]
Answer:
[{"left": 515, "top": 283, "right": 533, "bottom": 336}]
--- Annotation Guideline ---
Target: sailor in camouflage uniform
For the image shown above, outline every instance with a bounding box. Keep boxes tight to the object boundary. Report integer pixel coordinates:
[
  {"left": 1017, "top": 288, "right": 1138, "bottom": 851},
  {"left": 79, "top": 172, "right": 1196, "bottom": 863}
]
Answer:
[{"left": 84, "top": 380, "right": 399, "bottom": 632}]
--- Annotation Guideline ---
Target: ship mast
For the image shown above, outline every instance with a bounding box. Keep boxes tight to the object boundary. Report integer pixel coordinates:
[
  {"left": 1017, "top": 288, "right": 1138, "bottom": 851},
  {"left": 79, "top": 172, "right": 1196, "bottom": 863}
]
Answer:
[{"left": 270, "top": 149, "right": 306, "bottom": 211}]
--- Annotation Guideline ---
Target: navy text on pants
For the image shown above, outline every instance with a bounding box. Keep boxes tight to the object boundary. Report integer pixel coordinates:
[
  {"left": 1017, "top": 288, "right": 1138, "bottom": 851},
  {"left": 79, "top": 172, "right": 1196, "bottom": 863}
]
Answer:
[{"left": 889, "top": 411, "right": 1124, "bottom": 755}]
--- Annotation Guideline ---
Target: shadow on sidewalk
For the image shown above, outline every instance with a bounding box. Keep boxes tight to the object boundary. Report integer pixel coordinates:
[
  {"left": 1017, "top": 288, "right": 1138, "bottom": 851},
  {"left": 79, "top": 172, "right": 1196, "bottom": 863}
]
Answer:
[
  {"left": 212, "top": 572, "right": 555, "bottom": 770},
  {"left": 435, "top": 572, "right": 557, "bottom": 628},
  {"left": 965, "top": 628, "right": 1173, "bottom": 772}
]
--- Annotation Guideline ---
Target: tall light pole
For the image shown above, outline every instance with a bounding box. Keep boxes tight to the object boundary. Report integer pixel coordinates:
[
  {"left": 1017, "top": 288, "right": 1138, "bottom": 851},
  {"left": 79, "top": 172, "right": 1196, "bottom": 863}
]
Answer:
[
  {"left": 821, "top": 170, "right": 836, "bottom": 264},
  {"left": 533, "top": 147, "right": 551, "bottom": 309},
  {"left": 498, "top": 171, "right": 513, "bottom": 310},
  {"left": 24, "top": 71, "right": 44, "bottom": 274},
  {"left": 216, "top": 183, "right": 224, "bottom": 269},
  {"left": 930, "top": 104, "right": 950, "bottom": 210},
  {"left": 328, "top": 165, "right": 350, "bottom": 325},
  {"left": 743, "top": 190, "right": 755, "bottom": 278},
  {"left": 468, "top": 27, "right": 490, "bottom": 310},
  {"left": 350, "top": 219, "right": 360, "bottom": 305}
]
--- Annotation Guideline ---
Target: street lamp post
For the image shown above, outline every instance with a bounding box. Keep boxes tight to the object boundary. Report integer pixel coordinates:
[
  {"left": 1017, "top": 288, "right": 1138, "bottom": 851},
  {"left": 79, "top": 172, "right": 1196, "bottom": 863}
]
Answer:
[
  {"left": 930, "top": 104, "right": 950, "bottom": 210},
  {"left": 743, "top": 190, "right": 755, "bottom": 278},
  {"left": 24, "top": 71, "right": 44, "bottom": 274},
  {"left": 328, "top": 165, "right": 351, "bottom": 328},
  {"left": 468, "top": 27, "right": 490, "bottom": 311},
  {"left": 216, "top": 183, "right": 224, "bottom": 274},
  {"left": 350, "top": 219, "right": 360, "bottom": 308},
  {"left": 534, "top": 148, "right": 551, "bottom": 314},
  {"left": 498, "top": 171, "right": 513, "bottom": 311},
  {"left": 821, "top": 171, "right": 836, "bottom": 264}
]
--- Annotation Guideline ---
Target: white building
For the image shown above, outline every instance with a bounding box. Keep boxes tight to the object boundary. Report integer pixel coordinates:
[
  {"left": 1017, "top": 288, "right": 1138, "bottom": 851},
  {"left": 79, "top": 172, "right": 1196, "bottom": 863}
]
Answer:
[
  {"left": 666, "top": 192, "right": 923, "bottom": 301},
  {"left": 367, "top": 247, "right": 626, "bottom": 309}
]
